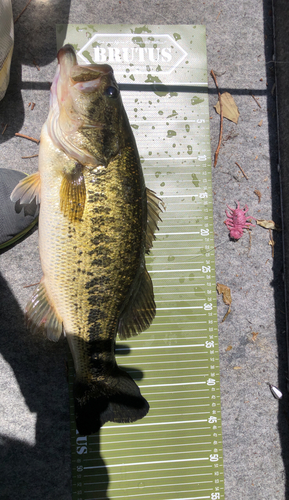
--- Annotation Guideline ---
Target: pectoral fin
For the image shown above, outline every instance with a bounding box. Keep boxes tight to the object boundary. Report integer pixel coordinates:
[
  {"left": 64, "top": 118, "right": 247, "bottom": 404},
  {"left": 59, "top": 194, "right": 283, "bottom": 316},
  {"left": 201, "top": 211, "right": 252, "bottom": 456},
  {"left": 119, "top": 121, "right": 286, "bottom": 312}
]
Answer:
[
  {"left": 10, "top": 171, "right": 41, "bottom": 204},
  {"left": 26, "top": 279, "right": 63, "bottom": 341},
  {"left": 60, "top": 163, "right": 86, "bottom": 222},
  {"left": 146, "top": 188, "right": 165, "bottom": 252},
  {"left": 118, "top": 268, "right": 156, "bottom": 339}
]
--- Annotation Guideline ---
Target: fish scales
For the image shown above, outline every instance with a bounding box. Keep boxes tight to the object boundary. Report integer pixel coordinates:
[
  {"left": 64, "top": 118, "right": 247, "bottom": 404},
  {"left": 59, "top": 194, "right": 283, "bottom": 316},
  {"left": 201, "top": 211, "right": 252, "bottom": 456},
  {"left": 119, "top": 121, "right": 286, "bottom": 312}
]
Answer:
[{"left": 11, "top": 44, "right": 163, "bottom": 435}]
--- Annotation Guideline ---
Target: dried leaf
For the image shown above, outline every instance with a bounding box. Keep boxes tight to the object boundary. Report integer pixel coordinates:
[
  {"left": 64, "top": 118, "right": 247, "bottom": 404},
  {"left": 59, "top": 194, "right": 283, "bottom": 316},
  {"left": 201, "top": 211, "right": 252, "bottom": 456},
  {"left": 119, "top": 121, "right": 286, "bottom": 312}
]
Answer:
[
  {"left": 226, "top": 345, "right": 232, "bottom": 351},
  {"left": 233, "top": 366, "right": 242, "bottom": 370},
  {"left": 217, "top": 283, "right": 232, "bottom": 322},
  {"left": 252, "top": 95, "right": 261, "bottom": 108},
  {"left": 268, "top": 229, "right": 275, "bottom": 257},
  {"left": 258, "top": 120, "right": 263, "bottom": 127},
  {"left": 214, "top": 92, "right": 240, "bottom": 124},
  {"left": 217, "top": 283, "right": 232, "bottom": 306},
  {"left": 254, "top": 189, "right": 262, "bottom": 203},
  {"left": 256, "top": 219, "right": 281, "bottom": 231},
  {"left": 251, "top": 331, "right": 259, "bottom": 342}
]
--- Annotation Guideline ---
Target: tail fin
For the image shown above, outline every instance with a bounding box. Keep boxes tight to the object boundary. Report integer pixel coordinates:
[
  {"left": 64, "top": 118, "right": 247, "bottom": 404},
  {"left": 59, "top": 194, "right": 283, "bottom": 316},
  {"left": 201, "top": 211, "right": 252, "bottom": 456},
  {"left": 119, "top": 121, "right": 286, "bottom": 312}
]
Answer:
[{"left": 74, "top": 367, "right": 149, "bottom": 435}]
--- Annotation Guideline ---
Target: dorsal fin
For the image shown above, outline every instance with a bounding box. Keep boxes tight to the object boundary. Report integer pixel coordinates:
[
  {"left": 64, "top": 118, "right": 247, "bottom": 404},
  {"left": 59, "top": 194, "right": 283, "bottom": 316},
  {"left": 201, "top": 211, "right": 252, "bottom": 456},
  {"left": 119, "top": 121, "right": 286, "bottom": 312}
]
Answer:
[{"left": 146, "top": 188, "right": 165, "bottom": 253}]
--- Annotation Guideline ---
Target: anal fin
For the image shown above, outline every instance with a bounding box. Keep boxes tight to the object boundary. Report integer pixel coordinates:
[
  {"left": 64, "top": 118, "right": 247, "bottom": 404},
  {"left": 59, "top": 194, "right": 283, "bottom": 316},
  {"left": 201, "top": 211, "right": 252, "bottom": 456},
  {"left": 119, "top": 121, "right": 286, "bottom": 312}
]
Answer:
[
  {"left": 60, "top": 163, "right": 86, "bottom": 222},
  {"left": 26, "top": 279, "right": 63, "bottom": 341},
  {"left": 10, "top": 171, "right": 41, "bottom": 204},
  {"left": 117, "top": 268, "right": 156, "bottom": 340}
]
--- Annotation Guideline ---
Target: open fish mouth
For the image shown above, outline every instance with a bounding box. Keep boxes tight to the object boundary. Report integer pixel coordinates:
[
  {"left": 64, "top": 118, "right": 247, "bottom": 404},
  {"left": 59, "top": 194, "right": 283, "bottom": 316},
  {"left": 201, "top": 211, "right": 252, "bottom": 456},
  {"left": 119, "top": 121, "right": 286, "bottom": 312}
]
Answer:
[
  {"left": 57, "top": 44, "right": 114, "bottom": 94},
  {"left": 48, "top": 44, "right": 120, "bottom": 165}
]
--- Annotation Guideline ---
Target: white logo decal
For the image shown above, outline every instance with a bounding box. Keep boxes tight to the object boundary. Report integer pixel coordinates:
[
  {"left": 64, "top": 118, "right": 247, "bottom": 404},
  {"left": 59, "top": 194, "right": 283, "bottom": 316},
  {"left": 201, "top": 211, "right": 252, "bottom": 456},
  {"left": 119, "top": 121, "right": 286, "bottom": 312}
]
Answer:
[{"left": 77, "top": 33, "right": 187, "bottom": 74}]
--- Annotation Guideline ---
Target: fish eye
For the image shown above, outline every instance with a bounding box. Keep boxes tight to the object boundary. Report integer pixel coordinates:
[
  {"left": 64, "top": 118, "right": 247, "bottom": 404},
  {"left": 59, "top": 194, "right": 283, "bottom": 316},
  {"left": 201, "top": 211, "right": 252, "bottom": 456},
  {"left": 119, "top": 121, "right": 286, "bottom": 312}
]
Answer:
[{"left": 104, "top": 86, "right": 119, "bottom": 98}]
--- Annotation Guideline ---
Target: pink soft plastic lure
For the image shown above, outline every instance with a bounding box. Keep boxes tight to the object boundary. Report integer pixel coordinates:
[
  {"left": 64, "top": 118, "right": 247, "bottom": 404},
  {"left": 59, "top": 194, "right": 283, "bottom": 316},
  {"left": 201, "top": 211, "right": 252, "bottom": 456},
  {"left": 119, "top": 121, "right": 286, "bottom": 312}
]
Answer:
[{"left": 225, "top": 202, "right": 255, "bottom": 240}]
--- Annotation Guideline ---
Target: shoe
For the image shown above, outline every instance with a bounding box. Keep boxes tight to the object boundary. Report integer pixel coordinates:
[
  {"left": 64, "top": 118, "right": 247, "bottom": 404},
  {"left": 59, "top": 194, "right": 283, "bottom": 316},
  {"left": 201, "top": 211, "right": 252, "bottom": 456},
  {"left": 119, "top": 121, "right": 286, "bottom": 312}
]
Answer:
[{"left": 0, "top": 168, "right": 38, "bottom": 250}]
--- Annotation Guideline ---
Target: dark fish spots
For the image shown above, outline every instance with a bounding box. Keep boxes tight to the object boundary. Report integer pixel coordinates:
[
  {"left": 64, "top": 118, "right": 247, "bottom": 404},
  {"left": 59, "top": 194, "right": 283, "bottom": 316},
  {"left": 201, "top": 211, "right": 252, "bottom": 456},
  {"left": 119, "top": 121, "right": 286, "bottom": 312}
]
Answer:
[
  {"left": 91, "top": 256, "right": 112, "bottom": 268},
  {"left": 85, "top": 275, "right": 111, "bottom": 291}
]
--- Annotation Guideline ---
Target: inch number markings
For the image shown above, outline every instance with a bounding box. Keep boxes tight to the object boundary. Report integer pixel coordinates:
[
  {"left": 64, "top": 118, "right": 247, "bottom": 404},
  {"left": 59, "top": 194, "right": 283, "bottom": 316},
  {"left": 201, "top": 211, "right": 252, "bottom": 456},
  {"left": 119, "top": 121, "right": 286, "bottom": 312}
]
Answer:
[{"left": 62, "top": 23, "right": 225, "bottom": 500}]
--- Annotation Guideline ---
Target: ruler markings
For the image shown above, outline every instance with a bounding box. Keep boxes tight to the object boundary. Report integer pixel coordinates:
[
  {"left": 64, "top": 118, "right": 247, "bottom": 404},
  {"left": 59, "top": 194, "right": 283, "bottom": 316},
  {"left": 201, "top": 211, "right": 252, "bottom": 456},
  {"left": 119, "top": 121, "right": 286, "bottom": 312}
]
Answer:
[
  {"left": 86, "top": 489, "right": 213, "bottom": 500},
  {"left": 141, "top": 382, "right": 208, "bottom": 388},
  {"left": 122, "top": 352, "right": 208, "bottom": 359},
  {"left": 99, "top": 434, "right": 212, "bottom": 447},
  {"left": 98, "top": 426, "right": 212, "bottom": 439},
  {"left": 84, "top": 457, "right": 211, "bottom": 470},
  {"left": 116, "top": 344, "right": 205, "bottom": 351},
  {"left": 97, "top": 480, "right": 214, "bottom": 494},
  {"left": 137, "top": 360, "right": 209, "bottom": 367},
  {"left": 119, "top": 335, "right": 208, "bottom": 340},
  {"left": 127, "top": 367, "right": 209, "bottom": 374},
  {"left": 66, "top": 24, "right": 224, "bottom": 500},
  {"left": 86, "top": 449, "right": 212, "bottom": 465},
  {"left": 100, "top": 441, "right": 213, "bottom": 454},
  {"left": 83, "top": 468, "right": 214, "bottom": 480},
  {"left": 84, "top": 472, "right": 213, "bottom": 486},
  {"left": 103, "top": 419, "right": 209, "bottom": 431}
]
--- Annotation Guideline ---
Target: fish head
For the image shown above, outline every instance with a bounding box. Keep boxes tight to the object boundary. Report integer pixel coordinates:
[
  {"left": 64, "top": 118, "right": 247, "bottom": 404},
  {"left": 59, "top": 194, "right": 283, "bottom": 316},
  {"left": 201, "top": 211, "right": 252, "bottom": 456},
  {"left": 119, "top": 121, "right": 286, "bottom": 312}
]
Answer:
[{"left": 49, "top": 45, "right": 127, "bottom": 164}]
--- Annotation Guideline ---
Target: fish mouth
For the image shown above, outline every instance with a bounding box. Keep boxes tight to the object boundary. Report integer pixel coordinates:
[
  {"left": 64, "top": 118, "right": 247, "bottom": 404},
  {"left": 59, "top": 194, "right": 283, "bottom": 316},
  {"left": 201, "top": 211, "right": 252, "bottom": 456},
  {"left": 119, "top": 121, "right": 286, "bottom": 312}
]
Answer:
[
  {"left": 58, "top": 44, "right": 114, "bottom": 94},
  {"left": 48, "top": 45, "right": 117, "bottom": 165},
  {"left": 51, "top": 45, "right": 116, "bottom": 114}
]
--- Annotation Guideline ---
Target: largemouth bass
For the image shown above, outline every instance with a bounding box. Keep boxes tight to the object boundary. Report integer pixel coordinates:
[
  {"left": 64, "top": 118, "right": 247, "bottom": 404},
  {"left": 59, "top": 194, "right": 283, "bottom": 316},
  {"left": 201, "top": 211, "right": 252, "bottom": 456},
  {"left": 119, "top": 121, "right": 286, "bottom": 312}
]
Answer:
[
  {"left": 0, "top": 0, "right": 14, "bottom": 101},
  {"left": 11, "top": 45, "right": 163, "bottom": 435}
]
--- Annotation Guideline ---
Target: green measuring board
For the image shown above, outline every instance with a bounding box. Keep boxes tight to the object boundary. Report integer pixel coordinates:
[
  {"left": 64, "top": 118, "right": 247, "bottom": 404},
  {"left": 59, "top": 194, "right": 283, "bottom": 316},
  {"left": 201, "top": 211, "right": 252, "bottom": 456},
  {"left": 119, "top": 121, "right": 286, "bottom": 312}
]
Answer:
[{"left": 58, "top": 24, "right": 225, "bottom": 500}]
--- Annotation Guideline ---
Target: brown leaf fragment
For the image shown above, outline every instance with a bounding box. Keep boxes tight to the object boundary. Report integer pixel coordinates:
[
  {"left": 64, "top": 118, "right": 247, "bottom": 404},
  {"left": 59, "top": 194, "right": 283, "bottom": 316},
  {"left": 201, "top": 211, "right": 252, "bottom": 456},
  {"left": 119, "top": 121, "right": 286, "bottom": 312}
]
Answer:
[
  {"left": 1, "top": 123, "right": 8, "bottom": 135},
  {"left": 233, "top": 366, "right": 242, "bottom": 370},
  {"left": 226, "top": 345, "right": 232, "bottom": 351},
  {"left": 217, "top": 283, "right": 232, "bottom": 322},
  {"left": 221, "top": 309, "right": 230, "bottom": 322},
  {"left": 252, "top": 95, "right": 261, "bottom": 108},
  {"left": 254, "top": 189, "right": 262, "bottom": 203},
  {"left": 235, "top": 162, "right": 249, "bottom": 180},
  {"left": 258, "top": 120, "right": 263, "bottom": 127},
  {"left": 269, "top": 228, "right": 275, "bottom": 257},
  {"left": 251, "top": 331, "right": 259, "bottom": 342},
  {"left": 214, "top": 92, "right": 240, "bottom": 124},
  {"left": 15, "top": 132, "right": 40, "bottom": 144},
  {"left": 33, "top": 60, "right": 40, "bottom": 71},
  {"left": 210, "top": 70, "right": 223, "bottom": 167},
  {"left": 14, "top": 0, "right": 33, "bottom": 23},
  {"left": 23, "top": 281, "right": 40, "bottom": 288},
  {"left": 21, "top": 154, "right": 39, "bottom": 159},
  {"left": 256, "top": 219, "right": 281, "bottom": 231},
  {"left": 217, "top": 283, "right": 232, "bottom": 306}
]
